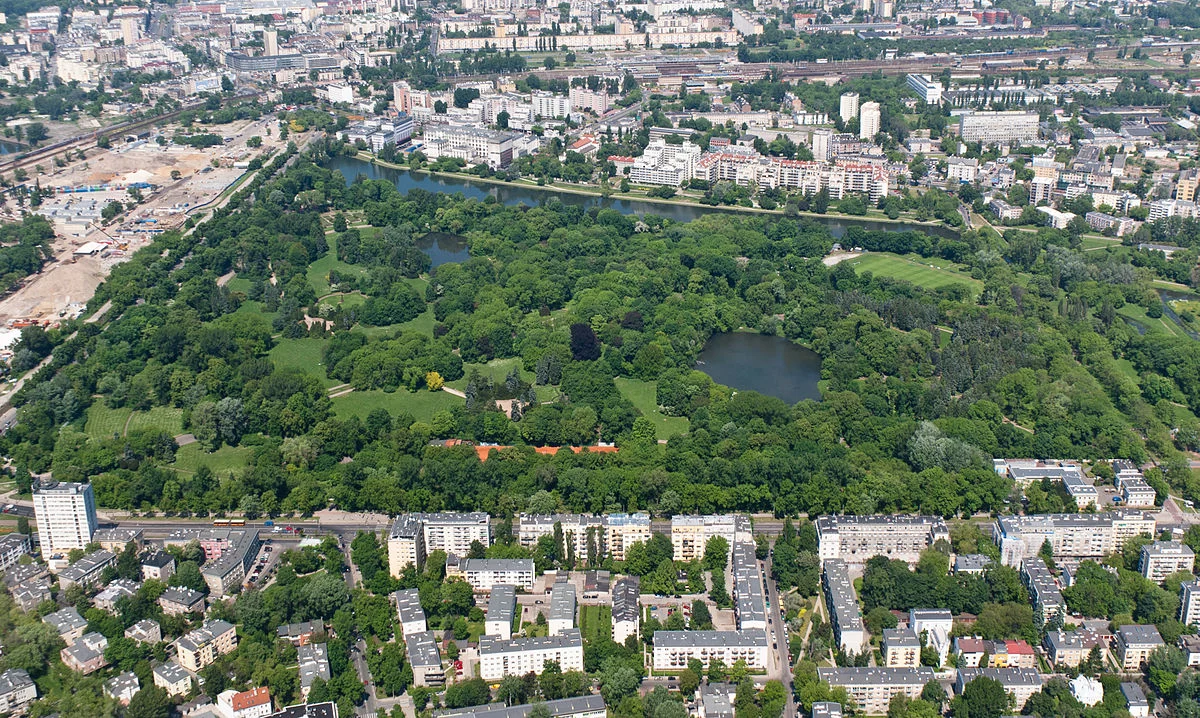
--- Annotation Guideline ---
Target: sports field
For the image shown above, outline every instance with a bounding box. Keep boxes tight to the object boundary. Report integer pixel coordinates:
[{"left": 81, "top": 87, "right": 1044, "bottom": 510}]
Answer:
[{"left": 848, "top": 253, "right": 982, "bottom": 297}]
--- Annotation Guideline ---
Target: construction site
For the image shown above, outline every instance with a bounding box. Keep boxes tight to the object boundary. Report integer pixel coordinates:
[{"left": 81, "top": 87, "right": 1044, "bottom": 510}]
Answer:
[{"left": 0, "top": 115, "right": 286, "bottom": 328}]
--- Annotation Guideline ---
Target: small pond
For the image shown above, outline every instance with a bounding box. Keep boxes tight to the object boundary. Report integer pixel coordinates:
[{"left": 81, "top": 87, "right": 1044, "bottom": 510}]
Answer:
[
  {"left": 696, "top": 332, "right": 822, "bottom": 404},
  {"left": 418, "top": 231, "right": 469, "bottom": 267}
]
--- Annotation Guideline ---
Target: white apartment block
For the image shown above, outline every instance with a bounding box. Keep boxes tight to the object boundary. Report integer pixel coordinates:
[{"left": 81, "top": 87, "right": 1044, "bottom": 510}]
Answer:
[
  {"left": 393, "top": 588, "right": 427, "bottom": 637},
  {"left": 859, "top": 101, "right": 881, "bottom": 140},
  {"left": 532, "top": 91, "right": 571, "bottom": 119},
  {"left": 651, "top": 630, "right": 768, "bottom": 671},
  {"left": 910, "top": 608, "right": 953, "bottom": 667},
  {"left": 629, "top": 139, "right": 702, "bottom": 187},
  {"left": 486, "top": 585, "right": 517, "bottom": 639},
  {"left": 460, "top": 559, "right": 535, "bottom": 592},
  {"left": 817, "top": 667, "right": 934, "bottom": 715},
  {"left": 568, "top": 86, "right": 609, "bottom": 114},
  {"left": 605, "top": 513, "right": 652, "bottom": 562},
  {"left": 422, "top": 127, "right": 519, "bottom": 168},
  {"left": 1141, "top": 541, "right": 1195, "bottom": 583},
  {"left": 815, "top": 515, "right": 950, "bottom": 567},
  {"left": 882, "top": 629, "right": 920, "bottom": 667},
  {"left": 0, "top": 534, "right": 31, "bottom": 573},
  {"left": 958, "top": 111, "right": 1040, "bottom": 144},
  {"left": 479, "top": 630, "right": 584, "bottom": 681},
  {"left": 994, "top": 510, "right": 1156, "bottom": 568},
  {"left": 0, "top": 669, "right": 36, "bottom": 713},
  {"left": 517, "top": 514, "right": 605, "bottom": 565},
  {"left": 549, "top": 583, "right": 577, "bottom": 636},
  {"left": 906, "top": 74, "right": 943, "bottom": 104},
  {"left": 823, "top": 559, "right": 866, "bottom": 654},
  {"left": 1116, "top": 625, "right": 1164, "bottom": 671},
  {"left": 388, "top": 515, "right": 425, "bottom": 577},
  {"left": 839, "top": 92, "right": 859, "bottom": 121},
  {"left": 945, "top": 157, "right": 979, "bottom": 183},
  {"left": 1181, "top": 580, "right": 1200, "bottom": 627},
  {"left": 33, "top": 481, "right": 98, "bottom": 563},
  {"left": 670, "top": 514, "right": 752, "bottom": 562}
]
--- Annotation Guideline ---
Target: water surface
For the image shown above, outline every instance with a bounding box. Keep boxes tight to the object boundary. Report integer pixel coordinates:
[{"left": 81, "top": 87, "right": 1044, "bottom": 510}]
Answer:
[{"left": 696, "top": 332, "right": 822, "bottom": 404}]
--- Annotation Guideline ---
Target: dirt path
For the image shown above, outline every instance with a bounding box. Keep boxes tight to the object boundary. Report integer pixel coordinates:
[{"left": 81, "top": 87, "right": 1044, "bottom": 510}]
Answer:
[
  {"left": 442, "top": 387, "right": 467, "bottom": 398},
  {"left": 1003, "top": 416, "right": 1034, "bottom": 434},
  {"left": 822, "top": 251, "right": 862, "bottom": 266}
]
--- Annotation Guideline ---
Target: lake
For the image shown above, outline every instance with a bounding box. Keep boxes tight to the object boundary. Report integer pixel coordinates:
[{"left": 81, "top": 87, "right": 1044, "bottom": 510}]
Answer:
[
  {"left": 418, "top": 231, "right": 469, "bottom": 267},
  {"left": 324, "top": 155, "right": 960, "bottom": 239},
  {"left": 696, "top": 332, "right": 822, "bottom": 404}
]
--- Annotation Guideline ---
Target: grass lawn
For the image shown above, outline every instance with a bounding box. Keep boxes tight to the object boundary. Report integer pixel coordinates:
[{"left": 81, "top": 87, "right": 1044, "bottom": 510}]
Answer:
[
  {"left": 318, "top": 292, "right": 366, "bottom": 311},
  {"left": 450, "top": 358, "right": 561, "bottom": 403},
  {"left": 268, "top": 338, "right": 337, "bottom": 387},
  {"left": 1080, "top": 235, "right": 1120, "bottom": 251},
  {"left": 614, "top": 378, "right": 689, "bottom": 440},
  {"left": 1114, "top": 358, "right": 1141, "bottom": 384},
  {"left": 126, "top": 407, "right": 184, "bottom": 436},
  {"left": 235, "top": 299, "right": 276, "bottom": 324},
  {"left": 307, "top": 236, "right": 370, "bottom": 297},
  {"left": 171, "top": 443, "right": 254, "bottom": 477},
  {"left": 331, "top": 388, "right": 463, "bottom": 423},
  {"left": 848, "top": 253, "right": 982, "bottom": 298},
  {"left": 84, "top": 404, "right": 131, "bottom": 441},
  {"left": 1118, "top": 304, "right": 1189, "bottom": 338},
  {"left": 580, "top": 604, "right": 613, "bottom": 643}
]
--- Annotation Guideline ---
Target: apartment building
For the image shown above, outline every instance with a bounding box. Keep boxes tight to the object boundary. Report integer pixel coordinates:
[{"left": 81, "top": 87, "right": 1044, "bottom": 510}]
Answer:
[
  {"left": 612, "top": 576, "right": 640, "bottom": 645},
  {"left": 406, "top": 631, "right": 444, "bottom": 688},
  {"left": 549, "top": 583, "right": 577, "bottom": 636},
  {"left": 816, "top": 515, "right": 950, "bottom": 567},
  {"left": 44, "top": 607, "right": 88, "bottom": 646},
  {"left": 1022, "top": 557, "right": 1065, "bottom": 626},
  {"left": 153, "top": 661, "right": 192, "bottom": 697},
  {"left": 670, "top": 515, "right": 752, "bottom": 562},
  {"left": 824, "top": 559, "right": 866, "bottom": 654},
  {"left": 958, "top": 111, "right": 1040, "bottom": 143},
  {"left": 882, "top": 629, "right": 920, "bottom": 667},
  {"left": 438, "top": 696, "right": 606, "bottom": 718},
  {"left": 94, "top": 578, "right": 140, "bottom": 612},
  {"left": 1044, "top": 628, "right": 1107, "bottom": 668},
  {"left": 532, "top": 91, "right": 571, "bottom": 119},
  {"left": 218, "top": 686, "right": 272, "bottom": 718},
  {"left": 1141, "top": 541, "right": 1195, "bottom": 582},
  {"left": 910, "top": 609, "right": 953, "bottom": 667},
  {"left": 858, "top": 101, "right": 880, "bottom": 139},
  {"left": 394, "top": 588, "right": 427, "bottom": 637},
  {"left": 486, "top": 585, "right": 517, "bottom": 639},
  {"left": 1181, "top": 580, "right": 1200, "bottom": 627},
  {"left": 93, "top": 527, "right": 144, "bottom": 553},
  {"left": 605, "top": 514, "right": 652, "bottom": 562},
  {"left": 57, "top": 550, "right": 116, "bottom": 590},
  {"left": 159, "top": 587, "right": 205, "bottom": 616},
  {"left": 817, "top": 667, "right": 934, "bottom": 715},
  {"left": 125, "top": 619, "right": 162, "bottom": 645},
  {"left": 0, "top": 534, "right": 31, "bottom": 573},
  {"left": 479, "top": 630, "right": 585, "bottom": 681},
  {"left": 61, "top": 632, "right": 109, "bottom": 674},
  {"left": 1063, "top": 475, "right": 1098, "bottom": 509},
  {"left": 1122, "top": 682, "right": 1150, "bottom": 718},
  {"left": 105, "top": 672, "right": 140, "bottom": 705},
  {"left": 956, "top": 668, "right": 1043, "bottom": 708},
  {"left": 422, "top": 126, "right": 519, "bottom": 168},
  {"left": 0, "top": 669, "right": 36, "bottom": 713},
  {"left": 200, "top": 530, "right": 261, "bottom": 597},
  {"left": 906, "top": 73, "right": 943, "bottom": 104},
  {"left": 569, "top": 85, "right": 609, "bottom": 114},
  {"left": 460, "top": 559, "right": 534, "bottom": 592},
  {"left": 176, "top": 619, "right": 238, "bottom": 671},
  {"left": 422, "top": 512, "right": 491, "bottom": 557},
  {"left": 651, "top": 630, "right": 768, "bottom": 672},
  {"left": 946, "top": 156, "right": 979, "bottom": 183},
  {"left": 517, "top": 514, "right": 605, "bottom": 565},
  {"left": 629, "top": 139, "right": 702, "bottom": 187},
  {"left": 1116, "top": 624, "right": 1164, "bottom": 670},
  {"left": 839, "top": 92, "right": 859, "bottom": 121},
  {"left": 33, "top": 481, "right": 98, "bottom": 563},
  {"left": 277, "top": 621, "right": 323, "bottom": 647},
  {"left": 994, "top": 510, "right": 1156, "bottom": 567},
  {"left": 141, "top": 551, "right": 176, "bottom": 581},
  {"left": 298, "top": 643, "right": 330, "bottom": 700},
  {"left": 733, "top": 543, "right": 767, "bottom": 631},
  {"left": 387, "top": 515, "right": 425, "bottom": 577}
]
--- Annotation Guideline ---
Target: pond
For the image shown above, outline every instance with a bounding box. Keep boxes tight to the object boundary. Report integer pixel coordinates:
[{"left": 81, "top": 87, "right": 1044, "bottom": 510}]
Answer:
[
  {"left": 418, "top": 231, "right": 469, "bottom": 267},
  {"left": 324, "top": 155, "right": 961, "bottom": 240},
  {"left": 696, "top": 332, "right": 822, "bottom": 404}
]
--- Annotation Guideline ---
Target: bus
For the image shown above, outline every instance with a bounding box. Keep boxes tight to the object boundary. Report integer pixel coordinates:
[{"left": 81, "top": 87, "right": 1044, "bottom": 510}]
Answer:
[{"left": 213, "top": 519, "right": 246, "bottom": 527}]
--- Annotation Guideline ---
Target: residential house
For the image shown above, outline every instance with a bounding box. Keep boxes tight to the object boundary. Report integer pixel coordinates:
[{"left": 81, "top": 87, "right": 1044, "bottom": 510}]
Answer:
[
  {"left": 43, "top": 606, "right": 88, "bottom": 646},
  {"left": 125, "top": 618, "right": 162, "bottom": 645},
  {"left": 141, "top": 551, "right": 176, "bottom": 581},
  {"left": 153, "top": 661, "right": 192, "bottom": 697},
  {"left": 0, "top": 669, "right": 37, "bottom": 713},
  {"left": 176, "top": 620, "right": 238, "bottom": 672},
  {"left": 61, "top": 631, "right": 109, "bottom": 674},
  {"left": 1116, "top": 625, "right": 1164, "bottom": 670},
  {"left": 105, "top": 671, "right": 140, "bottom": 705},
  {"left": 160, "top": 586, "right": 206, "bottom": 616}
]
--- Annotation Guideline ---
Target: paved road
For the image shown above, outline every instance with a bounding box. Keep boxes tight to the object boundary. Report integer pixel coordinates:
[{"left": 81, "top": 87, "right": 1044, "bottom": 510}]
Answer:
[{"left": 763, "top": 552, "right": 795, "bottom": 718}]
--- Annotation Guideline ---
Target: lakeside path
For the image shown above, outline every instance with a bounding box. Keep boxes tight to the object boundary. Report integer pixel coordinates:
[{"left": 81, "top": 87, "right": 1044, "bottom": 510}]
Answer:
[{"left": 352, "top": 152, "right": 959, "bottom": 230}]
